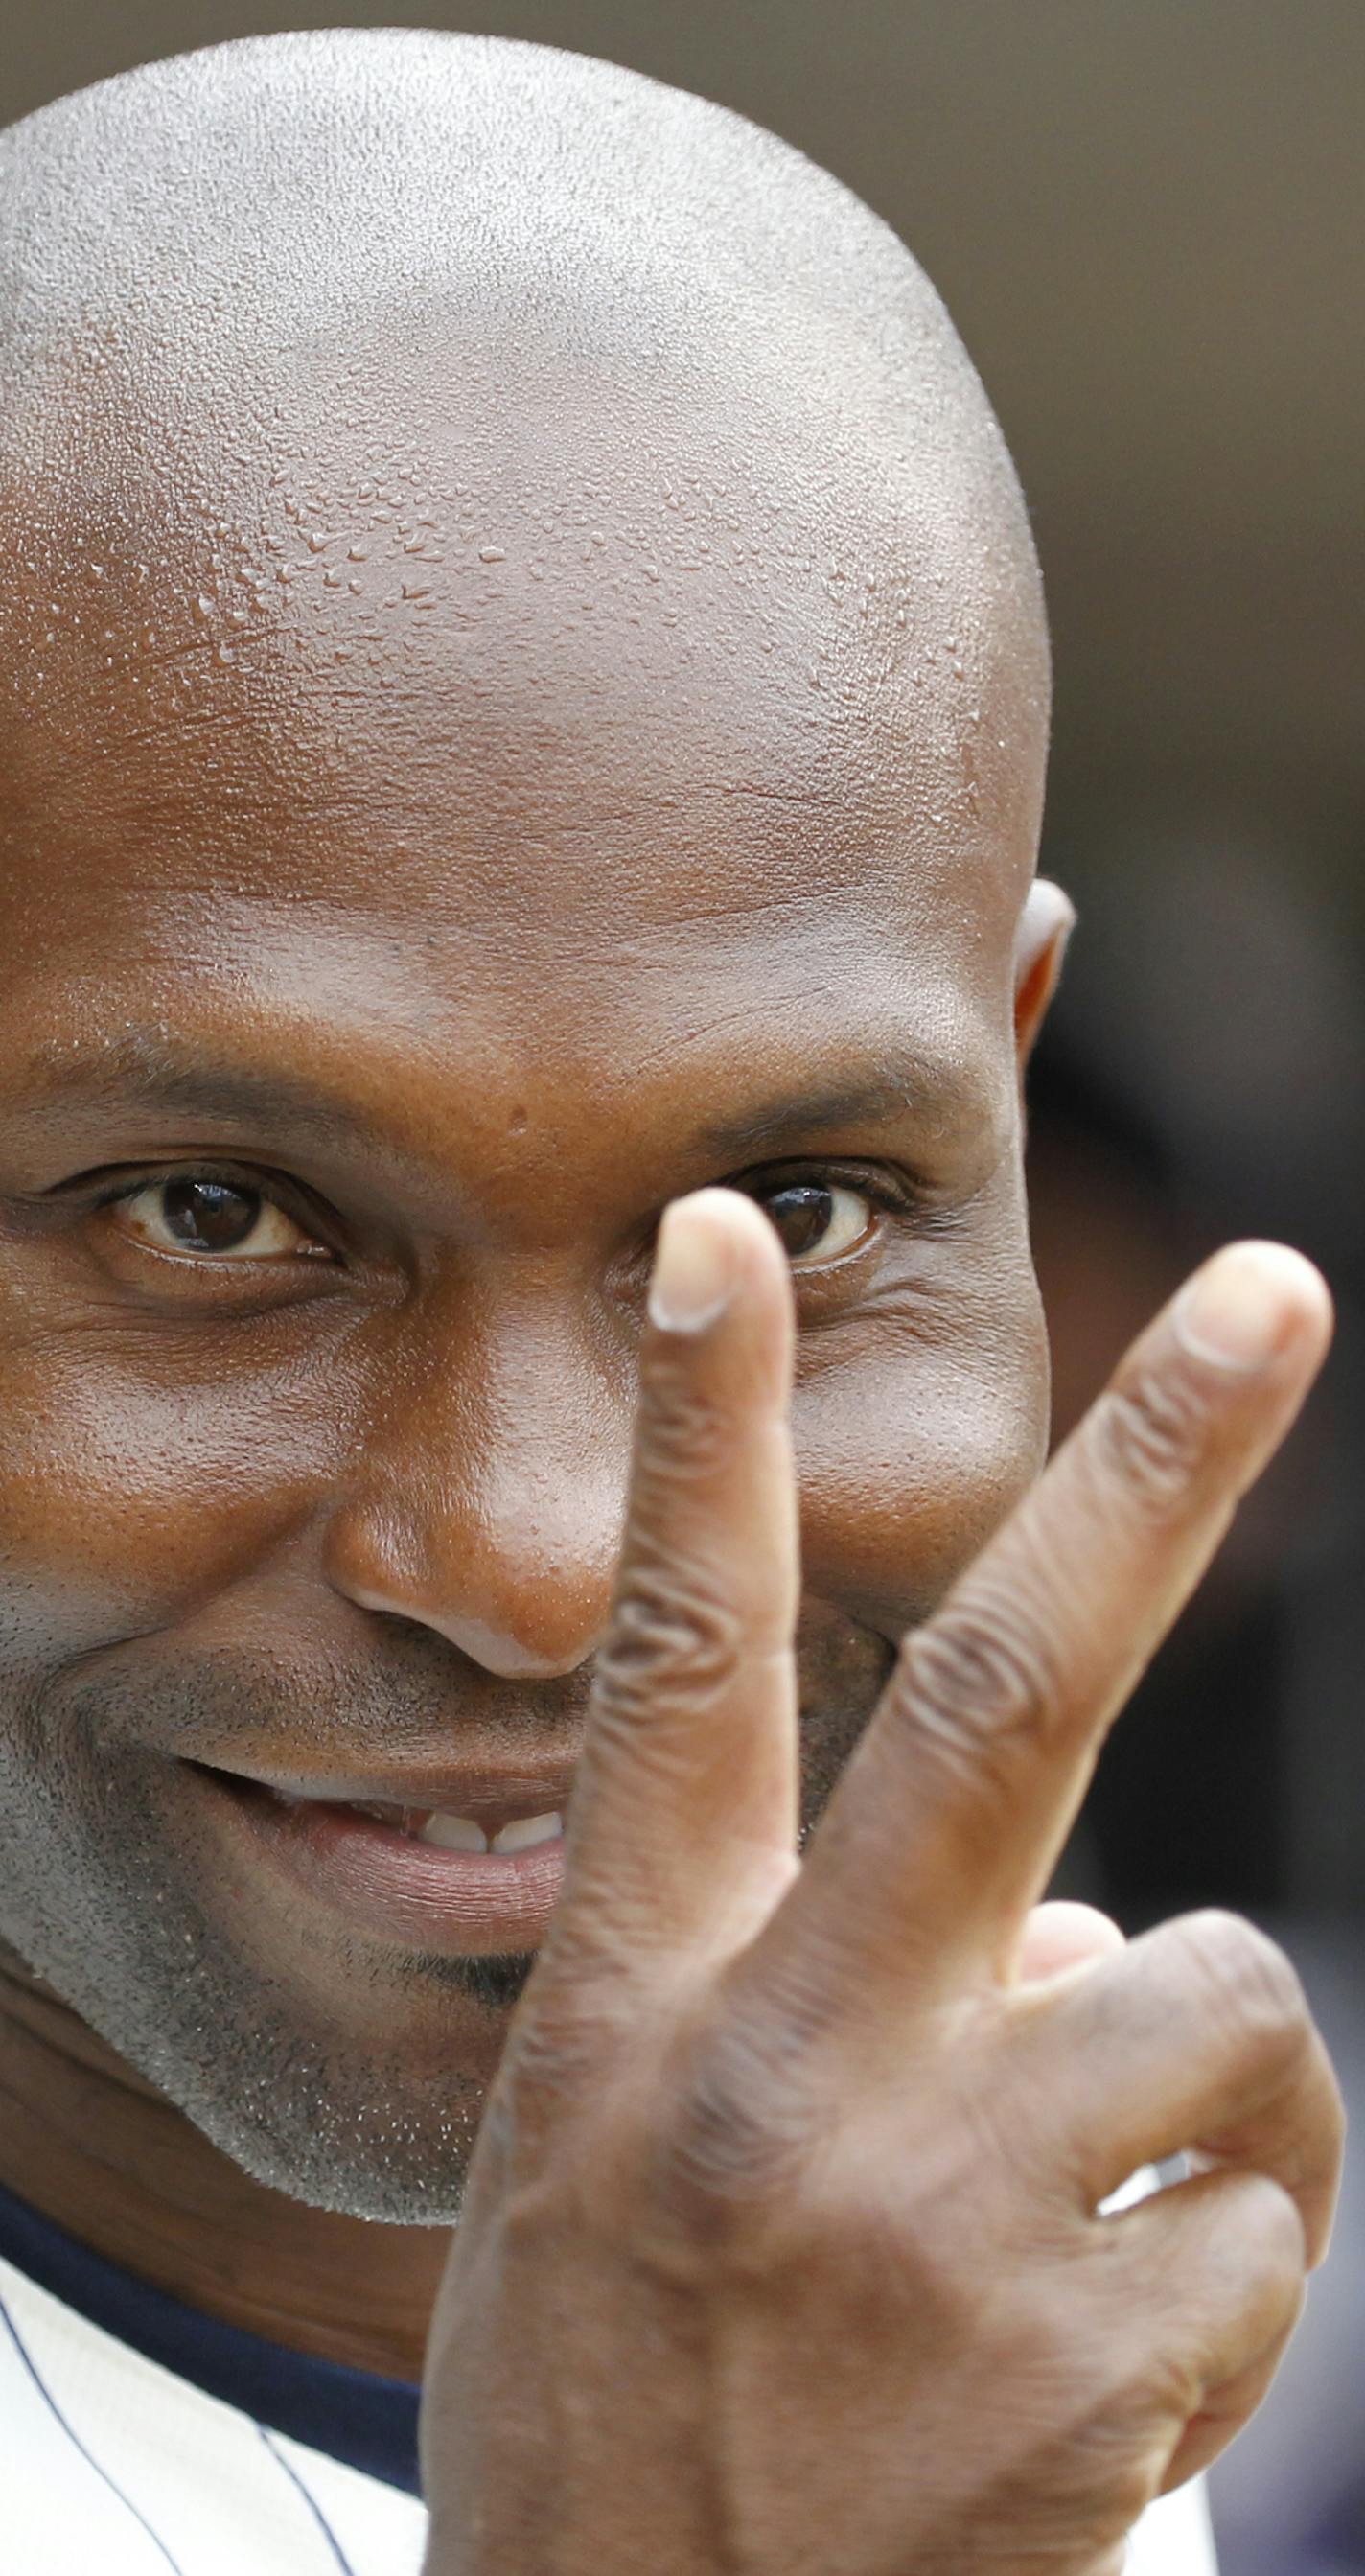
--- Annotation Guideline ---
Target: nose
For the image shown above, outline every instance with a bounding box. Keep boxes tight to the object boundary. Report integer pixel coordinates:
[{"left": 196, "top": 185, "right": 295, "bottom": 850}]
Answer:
[{"left": 323, "top": 1315, "right": 627, "bottom": 1680}]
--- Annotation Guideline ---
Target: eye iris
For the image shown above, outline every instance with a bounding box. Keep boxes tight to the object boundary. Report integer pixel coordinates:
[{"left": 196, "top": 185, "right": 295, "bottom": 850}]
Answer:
[
  {"left": 161, "top": 1179, "right": 262, "bottom": 1252},
  {"left": 763, "top": 1183, "right": 835, "bottom": 1261}
]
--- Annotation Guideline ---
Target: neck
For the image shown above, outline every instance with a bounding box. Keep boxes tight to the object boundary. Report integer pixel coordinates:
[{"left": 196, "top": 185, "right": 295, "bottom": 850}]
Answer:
[{"left": 0, "top": 1943, "right": 448, "bottom": 2380}]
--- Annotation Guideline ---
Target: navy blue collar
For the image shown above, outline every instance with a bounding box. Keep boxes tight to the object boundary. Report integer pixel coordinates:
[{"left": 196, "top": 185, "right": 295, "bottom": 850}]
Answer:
[{"left": 0, "top": 2180, "right": 422, "bottom": 2495}]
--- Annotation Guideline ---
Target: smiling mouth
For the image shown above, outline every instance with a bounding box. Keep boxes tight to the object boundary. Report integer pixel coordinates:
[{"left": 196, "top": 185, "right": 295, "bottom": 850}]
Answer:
[{"left": 191, "top": 1760, "right": 575, "bottom": 1957}]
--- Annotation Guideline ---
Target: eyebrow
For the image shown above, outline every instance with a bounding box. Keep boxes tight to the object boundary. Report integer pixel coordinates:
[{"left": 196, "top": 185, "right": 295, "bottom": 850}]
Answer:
[
  {"left": 699, "top": 1060, "right": 976, "bottom": 1163},
  {"left": 14, "top": 1035, "right": 388, "bottom": 1157}
]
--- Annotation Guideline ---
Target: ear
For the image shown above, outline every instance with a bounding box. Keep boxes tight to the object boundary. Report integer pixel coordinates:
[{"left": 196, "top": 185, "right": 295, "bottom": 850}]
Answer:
[{"left": 1013, "top": 878, "right": 1076, "bottom": 1075}]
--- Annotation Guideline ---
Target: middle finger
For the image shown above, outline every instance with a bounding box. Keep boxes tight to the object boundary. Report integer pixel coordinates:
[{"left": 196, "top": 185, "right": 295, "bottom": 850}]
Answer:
[{"left": 750, "top": 1243, "right": 1331, "bottom": 2033}]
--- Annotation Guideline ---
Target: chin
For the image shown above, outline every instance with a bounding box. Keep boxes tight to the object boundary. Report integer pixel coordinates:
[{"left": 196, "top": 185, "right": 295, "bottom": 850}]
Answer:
[
  {"left": 197, "top": 2088, "right": 484, "bottom": 2226},
  {"left": 159, "top": 1977, "right": 525, "bottom": 2224},
  {"left": 10, "top": 1872, "right": 531, "bottom": 2225}
]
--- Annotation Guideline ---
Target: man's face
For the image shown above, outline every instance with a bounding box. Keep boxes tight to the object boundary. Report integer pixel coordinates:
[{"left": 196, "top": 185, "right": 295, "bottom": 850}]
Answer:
[{"left": 0, "top": 368, "right": 1051, "bottom": 2216}]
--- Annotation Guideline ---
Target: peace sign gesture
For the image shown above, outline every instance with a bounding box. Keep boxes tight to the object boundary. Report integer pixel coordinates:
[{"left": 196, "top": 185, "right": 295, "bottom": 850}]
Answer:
[{"left": 423, "top": 1191, "right": 1340, "bottom": 2576}]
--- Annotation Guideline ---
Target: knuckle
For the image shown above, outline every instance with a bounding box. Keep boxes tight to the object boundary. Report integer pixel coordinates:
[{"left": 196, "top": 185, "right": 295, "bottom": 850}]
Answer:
[
  {"left": 596, "top": 1545, "right": 746, "bottom": 1717},
  {"left": 894, "top": 1589, "right": 1060, "bottom": 1780},
  {"left": 1091, "top": 1360, "right": 1210, "bottom": 1517},
  {"left": 666, "top": 2080, "right": 783, "bottom": 2223},
  {"left": 656, "top": 2025, "right": 818, "bottom": 2249},
  {"left": 639, "top": 1355, "right": 737, "bottom": 1481},
  {"left": 1169, "top": 1909, "right": 1310, "bottom": 2069}
]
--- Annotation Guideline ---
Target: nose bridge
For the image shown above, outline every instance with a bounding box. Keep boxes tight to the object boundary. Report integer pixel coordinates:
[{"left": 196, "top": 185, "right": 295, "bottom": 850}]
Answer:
[{"left": 324, "top": 1290, "right": 627, "bottom": 1679}]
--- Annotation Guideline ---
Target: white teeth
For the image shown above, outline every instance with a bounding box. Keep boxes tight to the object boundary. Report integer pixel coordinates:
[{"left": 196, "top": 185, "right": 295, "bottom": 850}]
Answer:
[
  {"left": 412, "top": 1807, "right": 565, "bottom": 1855},
  {"left": 491, "top": 1810, "right": 563, "bottom": 1855},
  {"left": 418, "top": 1813, "right": 488, "bottom": 1852}
]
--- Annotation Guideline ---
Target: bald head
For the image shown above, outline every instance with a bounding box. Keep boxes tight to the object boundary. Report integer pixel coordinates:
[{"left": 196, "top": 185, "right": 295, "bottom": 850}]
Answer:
[
  {"left": 2, "top": 33, "right": 1025, "bottom": 495},
  {"left": 0, "top": 33, "right": 1043, "bottom": 691}
]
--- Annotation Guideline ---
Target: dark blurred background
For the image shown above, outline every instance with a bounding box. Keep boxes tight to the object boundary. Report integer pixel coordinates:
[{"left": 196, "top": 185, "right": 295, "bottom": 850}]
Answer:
[{"left": 4, "top": 6, "right": 1362, "bottom": 2564}]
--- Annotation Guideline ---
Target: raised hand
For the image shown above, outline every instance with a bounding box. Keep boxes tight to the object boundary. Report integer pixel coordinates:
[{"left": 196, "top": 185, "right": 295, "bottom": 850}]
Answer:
[{"left": 421, "top": 1191, "right": 1340, "bottom": 2576}]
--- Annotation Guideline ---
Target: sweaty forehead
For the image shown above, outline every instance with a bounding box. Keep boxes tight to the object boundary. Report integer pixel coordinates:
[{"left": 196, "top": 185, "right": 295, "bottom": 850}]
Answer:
[
  {"left": 5, "top": 351, "right": 1046, "bottom": 964},
  {"left": 0, "top": 32, "right": 1047, "bottom": 990}
]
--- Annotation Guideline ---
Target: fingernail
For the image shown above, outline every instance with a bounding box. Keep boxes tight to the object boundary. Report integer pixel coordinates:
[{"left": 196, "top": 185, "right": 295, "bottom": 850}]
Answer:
[
  {"left": 1174, "top": 1242, "right": 1308, "bottom": 1371},
  {"left": 649, "top": 1195, "right": 735, "bottom": 1333}
]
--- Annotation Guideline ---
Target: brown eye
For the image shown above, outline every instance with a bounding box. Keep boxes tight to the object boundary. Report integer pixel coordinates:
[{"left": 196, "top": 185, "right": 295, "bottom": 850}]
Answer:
[
  {"left": 758, "top": 1180, "right": 875, "bottom": 1268},
  {"left": 114, "top": 1176, "right": 320, "bottom": 1261},
  {"left": 162, "top": 1179, "right": 262, "bottom": 1251}
]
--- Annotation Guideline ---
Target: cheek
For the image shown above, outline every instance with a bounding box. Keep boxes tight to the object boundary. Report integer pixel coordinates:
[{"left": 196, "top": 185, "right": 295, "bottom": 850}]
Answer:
[
  {"left": 794, "top": 1306, "right": 1049, "bottom": 1637},
  {"left": 0, "top": 1327, "right": 338, "bottom": 1657}
]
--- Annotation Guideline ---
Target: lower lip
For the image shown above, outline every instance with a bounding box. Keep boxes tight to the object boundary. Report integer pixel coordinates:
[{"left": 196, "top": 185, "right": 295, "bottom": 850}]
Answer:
[{"left": 197, "top": 1769, "right": 567, "bottom": 1956}]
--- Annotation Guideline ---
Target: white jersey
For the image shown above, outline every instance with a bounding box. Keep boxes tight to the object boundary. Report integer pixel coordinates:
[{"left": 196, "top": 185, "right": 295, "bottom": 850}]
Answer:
[{"left": 0, "top": 2183, "right": 1215, "bottom": 2573}]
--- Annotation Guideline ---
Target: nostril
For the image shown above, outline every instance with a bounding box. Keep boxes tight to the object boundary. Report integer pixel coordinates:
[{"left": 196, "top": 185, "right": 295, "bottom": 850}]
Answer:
[
  {"left": 340, "top": 1581, "right": 600, "bottom": 1680},
  {"left": 419, "top": 1611, "right": 596, "bottom": 1682}
]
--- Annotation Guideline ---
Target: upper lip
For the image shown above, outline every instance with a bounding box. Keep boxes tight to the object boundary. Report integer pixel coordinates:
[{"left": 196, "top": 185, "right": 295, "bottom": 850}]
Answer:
[{"left": 194, "top": 1756, "right": 578, "bottom": 1827}]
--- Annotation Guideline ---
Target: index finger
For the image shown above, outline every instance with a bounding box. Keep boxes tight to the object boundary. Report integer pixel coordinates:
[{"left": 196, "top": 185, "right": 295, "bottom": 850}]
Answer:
[
  {"left": 771, "top": 1241, "right": 1332, "bottom": 2004},
  {"left": 544, "top": 1188, "right": 802, "bottom": 1981}
]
